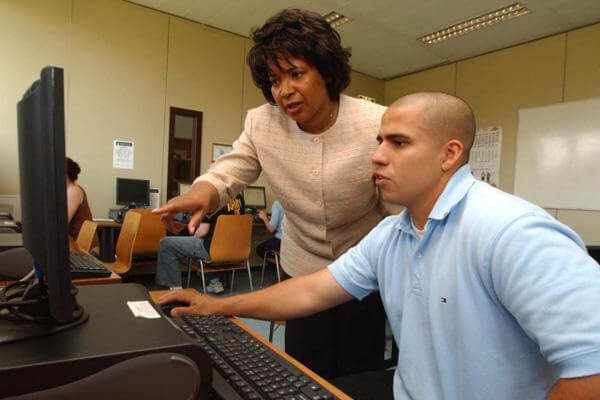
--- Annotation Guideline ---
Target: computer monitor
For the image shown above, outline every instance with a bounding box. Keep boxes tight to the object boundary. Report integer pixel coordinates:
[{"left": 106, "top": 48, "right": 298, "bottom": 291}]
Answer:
[
  {"left": 116, "top": 177, "right": 150, "bottom": 208},
  {"left": 243, "top": 186, "right": 267, "bottom": 212},
  {"left": 0, "top": 66, "right": 87, "bottom": 344}
]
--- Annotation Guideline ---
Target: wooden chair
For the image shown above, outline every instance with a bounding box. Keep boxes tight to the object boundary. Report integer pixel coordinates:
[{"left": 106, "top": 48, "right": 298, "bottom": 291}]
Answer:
[
  {"left": 75, "top": 220, "right": 98, "bottom": 253},
  {"left": 129, "top": 209, "right": 166, "bottom": 257},
  {"left": 127, "top": 209, "right": 166, "bottom": 273},
  {"left": 103, "top": 211, "right": 141, "bottom": 275},
  {"left": 186, "top": 214, "right": 253, "bottom": 293},
  {"left": 260, "top": 249, "right": 281, "bottom": 288}
]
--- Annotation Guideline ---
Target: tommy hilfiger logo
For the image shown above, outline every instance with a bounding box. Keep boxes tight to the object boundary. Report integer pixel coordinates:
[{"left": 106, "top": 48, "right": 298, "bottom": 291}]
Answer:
[{"left": 441, "top": 297, "right": 447, "bottom": 303}]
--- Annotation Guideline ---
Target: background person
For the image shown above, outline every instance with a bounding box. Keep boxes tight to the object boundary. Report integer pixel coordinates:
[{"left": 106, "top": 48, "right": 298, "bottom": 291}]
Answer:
[
  {"left": 154, "top": 9, "right": 392, "bottom": 378},
  {"left": 65, "top": 157, "right": 99, "bottom": 255},
  {"left": 160, "top": 92, "right": 600, "bottom": 399},
  {"left": 256, "top": 199, "right": 283, "bottom": 260},
  {"left": 155, "top": 195, "right": 244, "bottom": 291}
]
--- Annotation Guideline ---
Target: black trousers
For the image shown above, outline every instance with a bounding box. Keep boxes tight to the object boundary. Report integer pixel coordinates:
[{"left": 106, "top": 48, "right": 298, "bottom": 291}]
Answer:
[
  {"left": 284, "top": 291, "right": 386, "bottom": 380},
  {"left": 256, "top": 237, "right": 281, "bottom": 259}
]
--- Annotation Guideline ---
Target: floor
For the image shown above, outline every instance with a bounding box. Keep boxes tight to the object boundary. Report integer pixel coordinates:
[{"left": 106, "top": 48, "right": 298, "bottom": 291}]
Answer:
[{"left": 129, "top": 266, "right": 394, "bottom": 362}]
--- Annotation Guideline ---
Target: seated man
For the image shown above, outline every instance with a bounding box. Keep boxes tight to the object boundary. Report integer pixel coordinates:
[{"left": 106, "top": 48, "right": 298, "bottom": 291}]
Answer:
[
  {"left": 256, "top": 200, "right": 284, "bottom": 260},
  {"left": 160, "top": 92, "right": 600, "bottom": 399},
  {"left": 155, "top": 194, "right": 244, "bottom": 291}
]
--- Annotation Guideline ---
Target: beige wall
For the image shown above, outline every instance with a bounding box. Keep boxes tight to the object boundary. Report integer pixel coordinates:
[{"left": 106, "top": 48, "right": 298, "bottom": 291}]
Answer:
[
  {"left": 384, "top": 23, "right": 600, "bottom": 245},
  {"left": 68, "top": 0, "right": 169, "bottom": 217},
  {"left": 0, "top": 0, "right": 385, "bottom": 218},
  {"left": 0, "top": 0, "right": 71, "bottom": 196}
]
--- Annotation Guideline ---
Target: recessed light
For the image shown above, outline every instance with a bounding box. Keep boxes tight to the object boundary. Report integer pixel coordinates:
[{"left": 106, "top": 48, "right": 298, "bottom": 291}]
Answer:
[
  {"left": 418, "top": 2, "right": 530, "bottom": 45},
  {"left": 322, "top": 11, "right": 352, "bottom": 28}
]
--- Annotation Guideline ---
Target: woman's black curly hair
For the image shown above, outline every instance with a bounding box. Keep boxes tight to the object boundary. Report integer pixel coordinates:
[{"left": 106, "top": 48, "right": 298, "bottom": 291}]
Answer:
[
  {"left": 66, "top": 157, "right": 81, "bottom": 182},
  {"left": 247, "top": 9, "right": 351, "bottom": 104}
]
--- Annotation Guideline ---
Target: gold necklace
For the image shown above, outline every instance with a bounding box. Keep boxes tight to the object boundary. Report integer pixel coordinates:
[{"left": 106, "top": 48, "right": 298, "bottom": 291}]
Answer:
[{"left": 298, "top": 102, "right": 338, "bottom": 133}]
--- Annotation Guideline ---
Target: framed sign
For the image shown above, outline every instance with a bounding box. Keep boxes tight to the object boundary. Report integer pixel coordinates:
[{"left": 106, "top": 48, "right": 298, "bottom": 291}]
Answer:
[{"left": 211, "top": 143, "right": 232, "bottom": 162}]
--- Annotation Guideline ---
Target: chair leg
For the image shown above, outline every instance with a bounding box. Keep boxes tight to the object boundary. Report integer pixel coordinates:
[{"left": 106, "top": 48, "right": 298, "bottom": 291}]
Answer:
[
  {"left": 268, "top": 321, "right": 275, "bottom": 342},
  {"left": 230, "top": 270, "right": 235, "bottom": 294},
  {"left": 200, "top": 261, "right": 207, "bottom": 294},
  {"left": 186, "top": 258, "right": 193, "bottom": 288},
  {"left": 260, "top": 252, "right": 267, "bottom": 288},
  {"left": 246, "top": 259, "right": 253, "bottom": 292},
  {"left": 274, "top": 252, "right": 281, "bottom": 283}
]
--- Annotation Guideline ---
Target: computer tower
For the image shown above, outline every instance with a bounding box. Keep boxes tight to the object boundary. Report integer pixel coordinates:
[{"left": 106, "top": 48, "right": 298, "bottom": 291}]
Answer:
[{"left": 0, "top": 284, "right": 212, "bottom": 399}]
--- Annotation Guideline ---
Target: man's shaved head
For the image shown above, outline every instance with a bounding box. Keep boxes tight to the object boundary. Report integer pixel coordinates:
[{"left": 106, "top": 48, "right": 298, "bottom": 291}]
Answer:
[{"left": 389, "top": 92, "right": 475, "bottom": 164}]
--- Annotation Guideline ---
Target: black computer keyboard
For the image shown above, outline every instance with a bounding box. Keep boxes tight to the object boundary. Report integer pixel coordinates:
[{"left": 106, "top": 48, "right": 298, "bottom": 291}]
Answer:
[
  {"left": 69, "top": 251, "right": 112, "bottom": 279},
  {"left": 171, "top": 314, "right": 339, "bottom": 400}
]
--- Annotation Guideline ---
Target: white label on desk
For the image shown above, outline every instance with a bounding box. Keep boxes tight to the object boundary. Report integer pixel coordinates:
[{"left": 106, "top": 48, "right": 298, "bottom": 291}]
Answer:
[{"left": 127, "top": 301, "right": 161, "bottom": 319}]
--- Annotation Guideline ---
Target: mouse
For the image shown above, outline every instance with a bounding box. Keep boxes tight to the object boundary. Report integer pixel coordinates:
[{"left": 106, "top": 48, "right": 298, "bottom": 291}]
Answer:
[{"left": 160, "top": 301, "right": 189, "bottom": 317}]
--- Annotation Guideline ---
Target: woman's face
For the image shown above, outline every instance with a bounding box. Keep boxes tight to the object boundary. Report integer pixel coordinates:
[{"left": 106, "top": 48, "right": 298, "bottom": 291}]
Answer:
[{"left": 268, "top": 55, "right": 333, "bottom": 132}]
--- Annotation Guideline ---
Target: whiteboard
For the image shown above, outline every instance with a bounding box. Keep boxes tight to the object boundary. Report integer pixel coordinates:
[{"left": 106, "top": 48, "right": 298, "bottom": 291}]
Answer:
[{"left": 514, "top": 97, "right": 600, "bottom": 211}]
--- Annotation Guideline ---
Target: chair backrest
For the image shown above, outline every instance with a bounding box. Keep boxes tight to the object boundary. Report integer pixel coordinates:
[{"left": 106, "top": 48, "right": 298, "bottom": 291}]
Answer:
[
  {"left": 128, "top": 209, "right": 166, "bottom": 256},
  {"left": 114, "top": 211, "right": 142, "bottom": 272},
  {"left": 75, "top": 220, "right": 98, "bottom": 252},
  {"left": 209, "top": 214, "right": 253, "bottom": 263}
]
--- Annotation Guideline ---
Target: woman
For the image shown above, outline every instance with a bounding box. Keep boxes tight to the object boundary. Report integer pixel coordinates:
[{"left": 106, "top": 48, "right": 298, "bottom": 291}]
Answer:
[
  {"left": 155, "top": 9, "right": 390, "bottom": 379},
  {"left": 66, "top": 157, "right": 99, "bottom": 254}
]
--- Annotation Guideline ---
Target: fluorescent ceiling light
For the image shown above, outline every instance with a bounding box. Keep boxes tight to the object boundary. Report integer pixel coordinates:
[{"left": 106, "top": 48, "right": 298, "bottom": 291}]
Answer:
[
  {"left": 418, "top": 2, "right": 530, "bottom": 45},
  {"left": 323, "top": 11, "right": 351, "bottom": 28}
]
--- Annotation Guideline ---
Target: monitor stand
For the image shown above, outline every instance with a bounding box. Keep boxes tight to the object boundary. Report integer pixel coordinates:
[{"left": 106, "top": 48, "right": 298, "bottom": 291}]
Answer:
[
  {"left": 0, "top": 312, "right": 88, "bottom": 344},
  {"left": 0, "top": 280, "right": 89, "bottom": 344}
]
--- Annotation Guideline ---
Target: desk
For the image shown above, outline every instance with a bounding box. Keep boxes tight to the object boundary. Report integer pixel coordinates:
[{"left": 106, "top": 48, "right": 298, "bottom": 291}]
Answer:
[
  {"left": 96, "top": 221, "right": 121, "bottom": 262},
  {"left": 0, "top": 233, "right": 22, "bottom": 252},
  {"left": 149, "top": 289, "right": 352, "bottom": 400}
]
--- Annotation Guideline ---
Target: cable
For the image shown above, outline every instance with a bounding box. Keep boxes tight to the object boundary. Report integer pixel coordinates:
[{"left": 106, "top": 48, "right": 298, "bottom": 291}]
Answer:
[{"left": 0, "top": 277, "right": 83, "bottom": 323}]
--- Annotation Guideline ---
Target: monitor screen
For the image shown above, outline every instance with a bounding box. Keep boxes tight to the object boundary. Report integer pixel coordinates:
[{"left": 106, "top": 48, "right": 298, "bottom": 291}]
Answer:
[
  {"left": 243, "top": 186, "right": 266, "bottom": 209},
  {"left": 116, "top": 178, "right": 150, "bottom": 207},
  {"left": 10, "top": 67, "right": 86, "bottom": 329}
]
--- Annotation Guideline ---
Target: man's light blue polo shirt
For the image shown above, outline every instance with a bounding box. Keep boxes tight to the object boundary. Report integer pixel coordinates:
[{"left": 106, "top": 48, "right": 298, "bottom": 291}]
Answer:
[
  {"left": 329, "top": 165, "right": 600, "bottom": 399},
  {"left": 269, "top": 200, "right": 284, "bottom": 240}
]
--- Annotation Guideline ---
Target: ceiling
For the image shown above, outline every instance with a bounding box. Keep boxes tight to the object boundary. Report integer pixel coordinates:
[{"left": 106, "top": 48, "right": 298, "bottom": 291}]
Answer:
[{"left": 126, "top": 0, "right": 600, "bottom": 80}]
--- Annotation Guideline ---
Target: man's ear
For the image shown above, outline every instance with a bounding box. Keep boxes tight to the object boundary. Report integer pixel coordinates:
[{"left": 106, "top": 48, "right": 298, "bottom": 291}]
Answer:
[{"left": 441, "top": 139, "right": 464, "bottom": 171}]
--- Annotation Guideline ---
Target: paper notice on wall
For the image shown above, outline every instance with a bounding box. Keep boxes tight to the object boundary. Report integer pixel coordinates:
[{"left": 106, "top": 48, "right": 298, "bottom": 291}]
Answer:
[
  {"left": 113, "top": 140, "right": 134, "bottom": 169},
  {"left": 469, "top": 126, "right": 502, "bottom": 187}
]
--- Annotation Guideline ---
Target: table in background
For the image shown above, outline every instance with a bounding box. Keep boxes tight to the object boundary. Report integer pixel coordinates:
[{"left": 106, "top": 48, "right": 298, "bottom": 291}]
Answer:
[
  {"left": 95, "top": 220, "right": 121, "bottom": 262},
  {"left": 1, "top": 272, "right": 121, "bottom": 287}
]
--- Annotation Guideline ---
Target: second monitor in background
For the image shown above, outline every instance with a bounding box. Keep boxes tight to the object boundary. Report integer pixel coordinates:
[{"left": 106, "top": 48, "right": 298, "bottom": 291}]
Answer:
[
  {"left": 243, "top": 186, "right": 266, "bottom": 214},
  {"left": 116, "top": 177, "right": 150, "bottom": 209}
]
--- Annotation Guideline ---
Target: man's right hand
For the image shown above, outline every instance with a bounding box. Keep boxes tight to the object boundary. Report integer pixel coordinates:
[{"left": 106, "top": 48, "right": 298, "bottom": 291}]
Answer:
[
  {"left": 152, "top": 181, "right": 219, "bottom": 234},
  {"left": 158, "top": 289, "right": 222, "bottom": 317}
]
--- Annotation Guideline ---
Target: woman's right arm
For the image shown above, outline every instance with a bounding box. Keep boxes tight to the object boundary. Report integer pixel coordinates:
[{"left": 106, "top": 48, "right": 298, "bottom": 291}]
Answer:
[
  {"left": 153, "top": 181, "right": 220, "bottom": 234},
  {"left": 66, "top": 185, "right": 83, "bottom": 223}
]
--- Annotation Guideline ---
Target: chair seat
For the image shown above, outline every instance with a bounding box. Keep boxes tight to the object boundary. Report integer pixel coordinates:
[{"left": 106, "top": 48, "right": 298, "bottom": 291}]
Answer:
[{"left": 198, "top": 263, "right": 249, "bottom": 273}]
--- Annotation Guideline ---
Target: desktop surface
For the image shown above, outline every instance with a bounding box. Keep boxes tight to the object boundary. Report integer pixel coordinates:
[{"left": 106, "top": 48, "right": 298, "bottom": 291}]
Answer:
[{"left": 0, "top": 283, "right": 211, "bottom": 398}]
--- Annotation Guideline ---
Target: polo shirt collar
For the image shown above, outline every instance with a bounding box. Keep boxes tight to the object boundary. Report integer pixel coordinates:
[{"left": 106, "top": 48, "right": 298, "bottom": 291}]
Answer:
[{"left": 395, "top": 165, "right": 476, "bottom": 232}]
